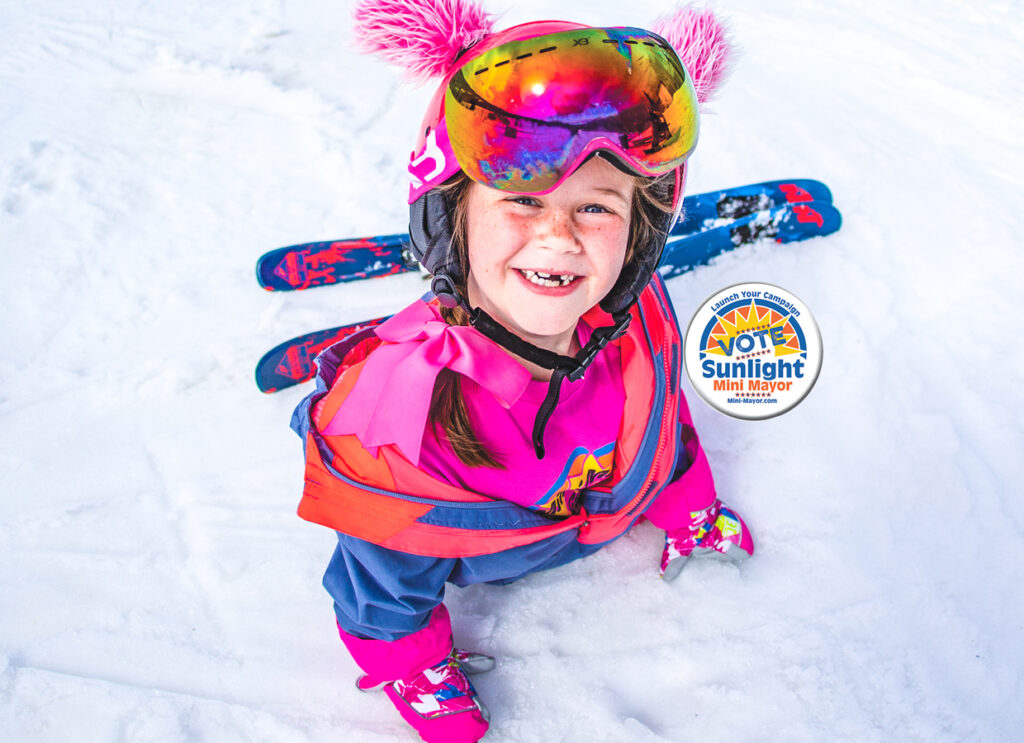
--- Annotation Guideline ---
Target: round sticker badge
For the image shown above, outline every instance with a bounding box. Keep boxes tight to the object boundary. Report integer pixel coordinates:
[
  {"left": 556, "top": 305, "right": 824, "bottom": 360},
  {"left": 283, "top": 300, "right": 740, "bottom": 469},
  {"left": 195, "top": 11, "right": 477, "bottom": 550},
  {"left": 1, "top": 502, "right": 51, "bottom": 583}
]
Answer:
[{"left": 684, "top": 282, "right": 822, "bottom": 419}]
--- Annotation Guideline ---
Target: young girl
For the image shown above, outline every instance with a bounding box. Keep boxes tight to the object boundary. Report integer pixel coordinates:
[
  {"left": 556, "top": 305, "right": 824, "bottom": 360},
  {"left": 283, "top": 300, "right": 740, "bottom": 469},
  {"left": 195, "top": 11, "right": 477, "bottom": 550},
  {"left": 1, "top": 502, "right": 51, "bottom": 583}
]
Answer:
[{"left": 292, "top": 2, "right": 753, "bottom": 741}]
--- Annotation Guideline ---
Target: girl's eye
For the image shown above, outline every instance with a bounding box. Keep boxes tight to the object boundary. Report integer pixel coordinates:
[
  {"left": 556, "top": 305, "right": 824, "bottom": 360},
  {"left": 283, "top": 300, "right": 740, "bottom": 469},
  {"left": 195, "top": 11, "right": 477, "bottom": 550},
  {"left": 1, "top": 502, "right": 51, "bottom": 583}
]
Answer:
[
  {"left": 508, "top": 196, "right": 539, "bottom": 207},
  {"left": 581, "top": 204, "right": 612, "bottom": 214}
]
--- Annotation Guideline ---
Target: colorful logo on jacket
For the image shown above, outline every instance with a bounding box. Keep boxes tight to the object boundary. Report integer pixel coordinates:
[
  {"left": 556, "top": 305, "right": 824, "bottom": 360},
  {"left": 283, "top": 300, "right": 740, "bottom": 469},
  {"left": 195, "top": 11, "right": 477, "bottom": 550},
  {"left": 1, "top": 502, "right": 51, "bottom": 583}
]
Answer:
[
  {"left": 534, "top": 443, "right": 615, "bottom": 517},
  {"left": 683, "top": 282, "right": 822, "bottom": 420}
]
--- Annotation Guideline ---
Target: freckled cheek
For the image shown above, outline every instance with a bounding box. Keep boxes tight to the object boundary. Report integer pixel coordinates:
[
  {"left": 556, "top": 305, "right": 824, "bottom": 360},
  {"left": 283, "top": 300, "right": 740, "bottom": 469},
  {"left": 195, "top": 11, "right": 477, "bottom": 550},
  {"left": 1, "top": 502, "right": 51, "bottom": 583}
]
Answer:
[
  {"left": 477, "top": 264, "right": 501, "bottom": 284},
  {"left": 468, "top": 254, "right": 511, "bottom": 292},
  {"left": 502, "top": 219, "right": 533, "bottom": 245},
  {"left": 588, "top": 226, "right": 630, "bottom": 271},
  {"left": 476, "top": 224, "right": 529, "bottom": 278}
]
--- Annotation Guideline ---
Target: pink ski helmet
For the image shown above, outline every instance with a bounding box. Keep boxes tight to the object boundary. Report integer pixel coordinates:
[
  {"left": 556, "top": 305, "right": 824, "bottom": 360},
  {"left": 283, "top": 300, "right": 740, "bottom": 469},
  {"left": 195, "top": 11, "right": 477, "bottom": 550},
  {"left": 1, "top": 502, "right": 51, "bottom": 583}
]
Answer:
[
  {"left": 405, "top": 20, "right": 703, "bottom": 313},
  {"left": 352, "top": 1, "right": 733, "bottom": 455}
]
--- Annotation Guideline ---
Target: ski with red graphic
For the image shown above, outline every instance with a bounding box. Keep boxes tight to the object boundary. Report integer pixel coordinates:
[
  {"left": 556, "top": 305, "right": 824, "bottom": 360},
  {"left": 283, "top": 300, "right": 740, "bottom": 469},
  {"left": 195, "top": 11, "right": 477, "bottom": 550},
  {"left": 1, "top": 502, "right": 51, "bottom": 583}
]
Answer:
[
  {"left": 673, "top": 178, "right": 831, "bottom": 235},
  {"left": 257, "top": 318, "right": 389, "bottom": 393},
  {"left": 256, "top": 199, "right": 841, "bottom": 392},
  {"left": 658, "top": 199, "right": 841, "bottom": 279},
  {"left": 256, "top": 179, "right": 832, "bottom": 292}
]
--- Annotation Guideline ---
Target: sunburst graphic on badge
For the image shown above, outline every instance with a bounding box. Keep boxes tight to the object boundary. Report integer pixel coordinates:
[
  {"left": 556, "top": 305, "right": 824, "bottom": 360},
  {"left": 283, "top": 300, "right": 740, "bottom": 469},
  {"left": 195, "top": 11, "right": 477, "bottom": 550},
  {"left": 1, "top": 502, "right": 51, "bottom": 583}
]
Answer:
[{"left": 701, "top": 299, "right": 805, "bottom": 359}]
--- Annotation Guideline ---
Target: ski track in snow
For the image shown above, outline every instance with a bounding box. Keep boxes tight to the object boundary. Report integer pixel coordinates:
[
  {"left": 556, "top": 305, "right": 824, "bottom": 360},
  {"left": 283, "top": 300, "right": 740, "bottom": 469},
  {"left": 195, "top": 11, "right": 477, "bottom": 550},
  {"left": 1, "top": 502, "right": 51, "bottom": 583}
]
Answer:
[{"left": 2, "top": 1, "right": 1023, "bottom": 741}]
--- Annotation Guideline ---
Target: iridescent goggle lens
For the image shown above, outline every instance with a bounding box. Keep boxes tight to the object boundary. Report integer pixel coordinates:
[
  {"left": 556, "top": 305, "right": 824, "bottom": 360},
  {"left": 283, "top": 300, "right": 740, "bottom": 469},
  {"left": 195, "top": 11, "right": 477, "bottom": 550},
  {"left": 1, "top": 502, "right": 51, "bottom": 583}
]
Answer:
[{"left": 444, "top": 26, "right": 699, "bottom": 194}]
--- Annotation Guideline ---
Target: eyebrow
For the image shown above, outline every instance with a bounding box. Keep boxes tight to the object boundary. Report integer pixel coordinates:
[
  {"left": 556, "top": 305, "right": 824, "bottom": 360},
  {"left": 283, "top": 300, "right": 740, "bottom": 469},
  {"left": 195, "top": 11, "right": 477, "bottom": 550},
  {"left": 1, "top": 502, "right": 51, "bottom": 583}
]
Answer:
[{"left": 590, "top": 187, "right": 632, "bottom": 203}]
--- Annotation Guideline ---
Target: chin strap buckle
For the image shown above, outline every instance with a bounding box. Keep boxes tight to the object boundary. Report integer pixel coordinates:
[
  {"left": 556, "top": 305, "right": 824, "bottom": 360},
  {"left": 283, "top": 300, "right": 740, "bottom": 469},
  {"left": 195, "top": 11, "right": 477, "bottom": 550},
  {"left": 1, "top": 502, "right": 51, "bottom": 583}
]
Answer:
[
  {"left": 430, "top": 274, "right": 461, "bottom": 308},
  {"left": 567, "top": 312, "right": 631, "bottom": 381}
]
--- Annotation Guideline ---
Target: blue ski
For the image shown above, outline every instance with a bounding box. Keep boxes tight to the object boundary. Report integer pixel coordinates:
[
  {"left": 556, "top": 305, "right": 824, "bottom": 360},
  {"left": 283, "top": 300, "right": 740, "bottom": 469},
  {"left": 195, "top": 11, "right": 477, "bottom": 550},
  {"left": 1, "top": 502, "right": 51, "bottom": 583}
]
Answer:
[
  {"left": 256, "top": 178, "right": 832, "bottom": 292},
  {"left": 256, "top": 199, "right": 841, "bottom": 392},
  {"left": 659, "top": 199, "right": 842, "bottom": 279}
]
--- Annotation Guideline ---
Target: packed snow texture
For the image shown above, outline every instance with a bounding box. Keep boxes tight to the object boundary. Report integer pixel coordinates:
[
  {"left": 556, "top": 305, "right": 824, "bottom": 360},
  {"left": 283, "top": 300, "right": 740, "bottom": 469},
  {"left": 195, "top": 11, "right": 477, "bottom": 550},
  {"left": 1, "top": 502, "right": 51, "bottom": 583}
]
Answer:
[{"left": 2, "top": 1, "right": 1022, "bottom": 741}]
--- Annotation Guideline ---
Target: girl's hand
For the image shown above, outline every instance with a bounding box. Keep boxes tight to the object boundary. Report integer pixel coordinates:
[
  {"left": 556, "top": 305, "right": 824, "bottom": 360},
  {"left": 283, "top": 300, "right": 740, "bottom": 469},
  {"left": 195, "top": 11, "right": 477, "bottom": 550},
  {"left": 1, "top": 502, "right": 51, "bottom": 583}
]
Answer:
[{"left": 660, "top": 500, "right": 754, "bottom": 581}]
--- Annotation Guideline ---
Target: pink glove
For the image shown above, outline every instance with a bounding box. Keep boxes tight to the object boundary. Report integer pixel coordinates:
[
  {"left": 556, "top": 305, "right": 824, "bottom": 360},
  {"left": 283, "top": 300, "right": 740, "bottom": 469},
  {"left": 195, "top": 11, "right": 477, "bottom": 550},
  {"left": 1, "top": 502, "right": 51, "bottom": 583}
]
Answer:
[{"left": 660, "top": 499, "right": 754, "bottom": 581}]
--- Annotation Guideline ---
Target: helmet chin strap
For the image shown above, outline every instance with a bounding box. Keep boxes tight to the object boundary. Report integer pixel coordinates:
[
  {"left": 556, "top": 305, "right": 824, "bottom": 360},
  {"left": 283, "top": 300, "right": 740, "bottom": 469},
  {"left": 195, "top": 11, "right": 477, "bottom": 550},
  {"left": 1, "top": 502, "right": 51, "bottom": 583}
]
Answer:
[
  {"left": 466, "top": 303, "right": 632, "bottom": 459},
  {"left": 430, "top": 270, "right": 633, "bottom": 458},
  {"left": 413, "top": 177, "right": 667, "bottom": 459}
]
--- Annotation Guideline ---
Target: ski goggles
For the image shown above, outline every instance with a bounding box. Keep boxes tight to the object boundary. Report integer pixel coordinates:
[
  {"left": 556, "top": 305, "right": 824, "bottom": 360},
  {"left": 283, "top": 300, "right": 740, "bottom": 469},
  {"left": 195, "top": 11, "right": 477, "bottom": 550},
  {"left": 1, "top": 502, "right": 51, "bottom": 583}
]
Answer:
[{"left": 443, "top": 26, "right": 699, "bottom": 195}]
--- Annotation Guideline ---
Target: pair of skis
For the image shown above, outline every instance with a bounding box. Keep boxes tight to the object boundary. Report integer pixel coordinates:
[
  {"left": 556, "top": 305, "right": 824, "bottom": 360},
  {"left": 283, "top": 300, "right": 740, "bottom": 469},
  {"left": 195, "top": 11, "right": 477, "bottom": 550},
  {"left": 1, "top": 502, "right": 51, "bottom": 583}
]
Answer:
[{"left": 255, "top": 179, "right": 841, "bottom": 392}]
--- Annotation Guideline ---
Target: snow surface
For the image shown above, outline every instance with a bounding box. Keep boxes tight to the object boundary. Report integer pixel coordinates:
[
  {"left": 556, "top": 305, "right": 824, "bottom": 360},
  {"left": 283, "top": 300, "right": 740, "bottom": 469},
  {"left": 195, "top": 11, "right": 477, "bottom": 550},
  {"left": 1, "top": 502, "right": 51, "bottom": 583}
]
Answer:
[{"left": 2, "top": 1, "right": 1022, "bottom": 741}]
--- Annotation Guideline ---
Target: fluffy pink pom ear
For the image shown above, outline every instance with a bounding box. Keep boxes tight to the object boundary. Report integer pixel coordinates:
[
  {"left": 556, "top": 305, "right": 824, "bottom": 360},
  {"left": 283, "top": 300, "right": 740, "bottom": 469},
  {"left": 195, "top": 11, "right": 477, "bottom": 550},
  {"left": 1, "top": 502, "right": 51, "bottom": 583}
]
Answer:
[
  {"left": 653, "top": 5, "right": 735, "bottom": 104},
  {"left": 352, "top": 0, "right": 496, "bottom": 84}
]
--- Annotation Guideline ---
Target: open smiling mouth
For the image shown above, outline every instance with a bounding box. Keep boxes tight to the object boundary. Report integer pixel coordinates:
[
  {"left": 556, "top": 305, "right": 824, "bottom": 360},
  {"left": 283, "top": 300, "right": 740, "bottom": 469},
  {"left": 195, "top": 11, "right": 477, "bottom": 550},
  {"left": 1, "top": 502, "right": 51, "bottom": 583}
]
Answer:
[{"left": 518, "top": 269, "right": 580, "bottom": 288}]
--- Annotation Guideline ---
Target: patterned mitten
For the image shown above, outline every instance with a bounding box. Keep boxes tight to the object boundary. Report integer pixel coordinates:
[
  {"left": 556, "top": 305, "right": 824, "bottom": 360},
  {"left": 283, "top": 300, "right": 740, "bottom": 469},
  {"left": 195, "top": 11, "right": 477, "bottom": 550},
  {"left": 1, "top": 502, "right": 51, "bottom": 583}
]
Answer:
[{"left": 660, "top": 499, "right": 754, "bottom": 581}]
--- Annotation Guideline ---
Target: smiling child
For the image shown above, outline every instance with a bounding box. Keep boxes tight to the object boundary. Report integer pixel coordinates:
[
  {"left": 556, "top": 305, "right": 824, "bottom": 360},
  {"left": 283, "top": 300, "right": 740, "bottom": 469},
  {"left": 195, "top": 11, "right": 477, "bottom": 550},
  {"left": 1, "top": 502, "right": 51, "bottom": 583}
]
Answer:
[{"left": 291, "top": 2, "right": 754, "bottom": 741}]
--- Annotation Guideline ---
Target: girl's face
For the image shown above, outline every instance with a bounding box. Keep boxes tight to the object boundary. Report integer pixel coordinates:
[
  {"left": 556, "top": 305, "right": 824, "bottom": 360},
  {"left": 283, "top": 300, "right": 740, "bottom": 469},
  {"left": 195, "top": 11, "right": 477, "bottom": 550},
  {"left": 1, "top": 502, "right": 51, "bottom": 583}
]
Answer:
[{"left": 464, "top": 156, "right": 633, "bottom": 355}]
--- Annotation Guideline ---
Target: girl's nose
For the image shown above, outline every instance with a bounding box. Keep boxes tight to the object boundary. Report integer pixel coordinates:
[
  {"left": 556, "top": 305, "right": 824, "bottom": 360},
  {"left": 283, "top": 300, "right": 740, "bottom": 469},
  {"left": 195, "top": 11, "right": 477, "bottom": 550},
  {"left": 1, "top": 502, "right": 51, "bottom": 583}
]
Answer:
[{"left": 535, "top": 209, "right": 581, "bottom": 252}]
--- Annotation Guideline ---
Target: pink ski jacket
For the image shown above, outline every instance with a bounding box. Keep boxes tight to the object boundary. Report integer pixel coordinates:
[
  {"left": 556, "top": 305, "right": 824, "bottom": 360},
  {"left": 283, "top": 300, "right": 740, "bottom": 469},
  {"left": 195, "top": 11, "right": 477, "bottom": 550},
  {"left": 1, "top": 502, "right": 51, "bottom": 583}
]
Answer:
[{"left": 292, "top": 275, "right": 718, "bottom": 558}]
